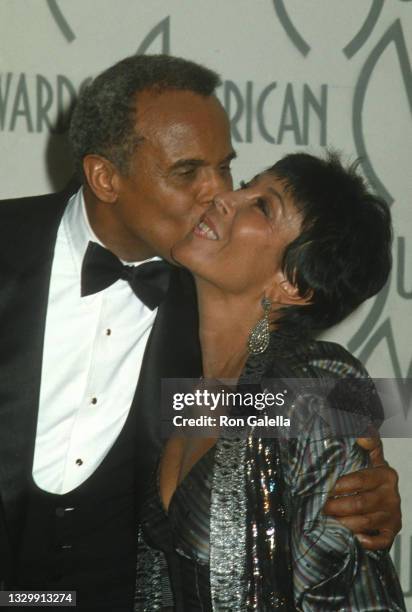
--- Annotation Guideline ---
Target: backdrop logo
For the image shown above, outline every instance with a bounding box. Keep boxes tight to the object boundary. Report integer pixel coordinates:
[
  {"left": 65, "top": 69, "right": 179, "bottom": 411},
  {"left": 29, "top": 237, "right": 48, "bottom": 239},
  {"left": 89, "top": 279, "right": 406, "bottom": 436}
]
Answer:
[
  {"left": 46, "top": 0, "right": 76, "bottom": 43},
  {"left": 350, "top": 18, "right": 412, "bottom": 400},
  {"left": 44, "top": 3, "right": 326, "bottom": 147},
  {"left": 272, "top": 0, "right": 411, "bottom": 58},
  {"left": 273, "top": 0, "right": 412, "bottom": 397},
  {"left": 216, "top": 80, "right": 327, "bottom": 147},
  {"left": 0, "top": 13, "right": 326, "bottom": 148},
  {"left": 46, "top": 0, "right": 171, "bottom": 54},
  {"left": 352, "top": 19, "right": 412, "bottom": 205},
  {"left": 0, "top": 18, "right": 171, "bottom": 135}
]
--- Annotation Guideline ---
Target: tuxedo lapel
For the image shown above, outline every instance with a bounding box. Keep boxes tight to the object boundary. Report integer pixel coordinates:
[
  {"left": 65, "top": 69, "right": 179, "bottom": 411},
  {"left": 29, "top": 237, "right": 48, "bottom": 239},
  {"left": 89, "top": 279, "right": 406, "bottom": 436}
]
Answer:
[
  {"left": 0, "top": 192, "right": 68, "bottom": 540},
  {"left": 0, "top": 259, "right": 54, "bottom": 533},
  {"left": 133, "top": 267, "right": 201, "bottom": 501}
]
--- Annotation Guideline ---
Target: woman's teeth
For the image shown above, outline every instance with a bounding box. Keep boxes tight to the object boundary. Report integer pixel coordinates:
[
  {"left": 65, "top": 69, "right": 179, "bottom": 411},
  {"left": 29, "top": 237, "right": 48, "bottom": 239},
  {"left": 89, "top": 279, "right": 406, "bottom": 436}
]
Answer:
[{"left": 195, "top": 221, "right": 218, "bottom": 240}]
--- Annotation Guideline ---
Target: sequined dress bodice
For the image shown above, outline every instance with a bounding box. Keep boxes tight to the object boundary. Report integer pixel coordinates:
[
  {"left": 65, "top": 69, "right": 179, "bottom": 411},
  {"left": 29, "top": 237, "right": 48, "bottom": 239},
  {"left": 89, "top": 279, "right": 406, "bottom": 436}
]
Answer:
[{"left": 140, "top": 446, "right": 216, "bottom": 611}]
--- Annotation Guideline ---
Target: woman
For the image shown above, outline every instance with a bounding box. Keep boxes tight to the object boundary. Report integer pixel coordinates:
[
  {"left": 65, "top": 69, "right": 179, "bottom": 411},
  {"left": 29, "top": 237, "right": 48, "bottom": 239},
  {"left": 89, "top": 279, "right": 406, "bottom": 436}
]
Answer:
[{"left": 135, "top": 153, "right": 405, "bottom": 611}]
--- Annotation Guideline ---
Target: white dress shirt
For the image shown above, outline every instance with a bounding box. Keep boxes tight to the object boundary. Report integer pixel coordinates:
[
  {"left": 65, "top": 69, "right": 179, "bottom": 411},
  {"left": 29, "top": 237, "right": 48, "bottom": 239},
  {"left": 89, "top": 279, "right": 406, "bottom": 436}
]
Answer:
[{"left": 32, "top": 188, "right": 157, "bottom": 494}]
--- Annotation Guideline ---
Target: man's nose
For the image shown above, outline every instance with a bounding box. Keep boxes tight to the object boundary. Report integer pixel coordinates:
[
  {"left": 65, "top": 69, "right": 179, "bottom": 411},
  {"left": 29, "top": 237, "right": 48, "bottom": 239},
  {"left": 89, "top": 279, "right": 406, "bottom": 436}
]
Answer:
[{"left": 197, "top": 168, "right": 233, "bottom": 205}]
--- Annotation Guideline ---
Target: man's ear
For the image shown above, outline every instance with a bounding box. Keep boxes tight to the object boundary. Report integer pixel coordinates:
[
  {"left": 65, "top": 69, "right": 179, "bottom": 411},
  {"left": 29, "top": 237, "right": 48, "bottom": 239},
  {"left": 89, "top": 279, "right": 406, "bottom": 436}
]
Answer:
[
  {"left": 82, "top": 154, "right": 120, "bottom": 204},
  {"left": 266, "top": 270, "right": 312, "bottom": 306}
]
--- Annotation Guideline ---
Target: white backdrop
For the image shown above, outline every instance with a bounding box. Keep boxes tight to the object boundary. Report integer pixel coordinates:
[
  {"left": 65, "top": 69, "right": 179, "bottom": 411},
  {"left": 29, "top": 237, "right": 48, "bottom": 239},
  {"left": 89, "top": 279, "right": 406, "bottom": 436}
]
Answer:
[{"left": 1, "top": 0, "right": 411, "bottom": 604}]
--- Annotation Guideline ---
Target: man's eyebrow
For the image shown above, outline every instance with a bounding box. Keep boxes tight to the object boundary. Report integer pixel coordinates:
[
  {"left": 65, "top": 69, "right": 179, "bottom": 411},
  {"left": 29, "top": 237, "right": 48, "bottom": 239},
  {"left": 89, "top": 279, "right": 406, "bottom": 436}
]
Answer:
[
  {"left": 169, "top": 150, "right": 237, "bottom": 171},
  {"left": 170, "top": 158, "right": 205, "bottom": 170}
]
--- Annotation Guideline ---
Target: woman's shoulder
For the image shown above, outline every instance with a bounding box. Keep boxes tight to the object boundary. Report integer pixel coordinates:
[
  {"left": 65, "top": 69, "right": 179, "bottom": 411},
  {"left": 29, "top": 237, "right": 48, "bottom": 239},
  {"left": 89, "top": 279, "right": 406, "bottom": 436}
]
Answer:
[
  {"left": 265, "top": 336, "right": 382, "bottom": 423},
  {"left": 301, "top": 339, "right": 368, "bottom": 378},
  {"left": 267, "top": 334, "right": 368, "bottom": 379}
]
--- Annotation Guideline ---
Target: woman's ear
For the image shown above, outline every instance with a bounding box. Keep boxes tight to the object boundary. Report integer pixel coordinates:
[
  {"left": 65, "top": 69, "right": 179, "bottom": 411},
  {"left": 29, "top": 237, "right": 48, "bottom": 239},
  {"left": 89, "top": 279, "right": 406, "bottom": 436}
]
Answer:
[
  {"left": 82, "top": 154, "right": 120, "bottom": 204},
  {"left": 266, "top": 270, "right": 312, "bottom": 306}
]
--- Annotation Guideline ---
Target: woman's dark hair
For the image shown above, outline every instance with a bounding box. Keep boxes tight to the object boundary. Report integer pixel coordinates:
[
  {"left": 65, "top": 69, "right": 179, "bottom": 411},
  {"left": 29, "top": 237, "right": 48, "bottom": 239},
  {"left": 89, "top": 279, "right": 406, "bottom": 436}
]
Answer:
[
  {"left": 267, "top": 152, "right": 392, "bottom": 332},
  {"left": 69, "top": 54, "right": 221, "bottom": 180}
]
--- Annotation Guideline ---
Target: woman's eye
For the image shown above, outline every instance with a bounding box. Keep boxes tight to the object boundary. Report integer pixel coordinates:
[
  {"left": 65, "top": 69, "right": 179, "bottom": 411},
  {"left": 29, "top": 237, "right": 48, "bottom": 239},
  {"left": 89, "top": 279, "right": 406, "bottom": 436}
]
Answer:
[{"left": 255, "top": 198, "right": 270, "bottom": 216}]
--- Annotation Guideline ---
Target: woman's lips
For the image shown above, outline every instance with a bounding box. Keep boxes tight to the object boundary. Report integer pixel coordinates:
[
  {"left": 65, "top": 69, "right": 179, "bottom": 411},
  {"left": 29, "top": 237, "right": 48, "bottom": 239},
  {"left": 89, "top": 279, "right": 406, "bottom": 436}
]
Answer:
[{"left": 193, "top": 215, "right": 219, "bottom": 240}]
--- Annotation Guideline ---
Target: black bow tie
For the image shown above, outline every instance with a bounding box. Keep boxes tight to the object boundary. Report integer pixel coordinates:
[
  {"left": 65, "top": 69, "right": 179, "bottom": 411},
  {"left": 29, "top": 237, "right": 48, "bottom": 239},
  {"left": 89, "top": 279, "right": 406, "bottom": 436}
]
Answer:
[{"left": 81, "top": 241, "right": 173, "bottom": 310}]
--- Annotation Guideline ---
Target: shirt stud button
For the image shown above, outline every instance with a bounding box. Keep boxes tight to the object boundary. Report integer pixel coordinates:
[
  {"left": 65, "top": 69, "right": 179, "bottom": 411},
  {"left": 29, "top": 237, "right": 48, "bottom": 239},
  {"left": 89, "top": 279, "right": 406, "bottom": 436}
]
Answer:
[
  {"left": 91, "top": 397, "right": 97, "bottom": 405},
  {"left": 75, "top": 458, "right": 83, "bottom": 466},
  {"left": 105, "top": 329, "right": 111, "bottom": 336}
]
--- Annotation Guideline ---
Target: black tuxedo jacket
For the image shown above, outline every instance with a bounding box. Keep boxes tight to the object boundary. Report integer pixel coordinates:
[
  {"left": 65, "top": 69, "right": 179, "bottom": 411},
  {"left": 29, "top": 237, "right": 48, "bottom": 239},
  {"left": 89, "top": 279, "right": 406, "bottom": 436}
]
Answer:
[{"left": 0, "top": 189, "right": 202, "bottom": 585}]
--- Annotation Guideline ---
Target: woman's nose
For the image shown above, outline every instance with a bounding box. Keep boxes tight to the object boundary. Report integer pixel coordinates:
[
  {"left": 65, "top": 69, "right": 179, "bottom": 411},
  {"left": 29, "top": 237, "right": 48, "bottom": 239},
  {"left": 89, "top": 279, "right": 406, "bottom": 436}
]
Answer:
[{"left": 213, "top": 192, "right": 237, "bottom": 216}]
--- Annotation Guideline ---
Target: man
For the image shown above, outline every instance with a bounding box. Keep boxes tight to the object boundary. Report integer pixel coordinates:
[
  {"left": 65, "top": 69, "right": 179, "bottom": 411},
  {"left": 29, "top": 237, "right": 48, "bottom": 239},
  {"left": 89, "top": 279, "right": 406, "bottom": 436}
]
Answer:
[{"left": 0, "top": 55, "right": 401, "bottom": 610}]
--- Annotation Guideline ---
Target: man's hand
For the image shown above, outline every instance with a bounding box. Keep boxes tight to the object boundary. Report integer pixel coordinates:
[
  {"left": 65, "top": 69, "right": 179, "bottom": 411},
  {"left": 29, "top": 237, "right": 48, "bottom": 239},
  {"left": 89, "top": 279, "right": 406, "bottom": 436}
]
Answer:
[{"left": 323, "top": 437, "right": 401, "bottom": 550}]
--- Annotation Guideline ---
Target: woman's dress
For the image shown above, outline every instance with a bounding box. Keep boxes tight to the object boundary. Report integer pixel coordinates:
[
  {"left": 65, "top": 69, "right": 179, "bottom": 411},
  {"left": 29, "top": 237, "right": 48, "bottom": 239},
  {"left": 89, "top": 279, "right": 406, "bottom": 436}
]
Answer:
[
  {"left": 140, "top": 447, "right": 215, "bottom": 610},
  {"left": 135, "top": 333, "right": 406, "bottom": 611}
]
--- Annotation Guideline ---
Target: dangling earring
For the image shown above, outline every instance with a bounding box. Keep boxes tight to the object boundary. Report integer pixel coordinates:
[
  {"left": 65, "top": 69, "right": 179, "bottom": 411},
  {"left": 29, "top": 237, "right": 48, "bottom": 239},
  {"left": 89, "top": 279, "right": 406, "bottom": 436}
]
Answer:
[{"left": 247, "top": 297, "right": 272, "bottom": 355}]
